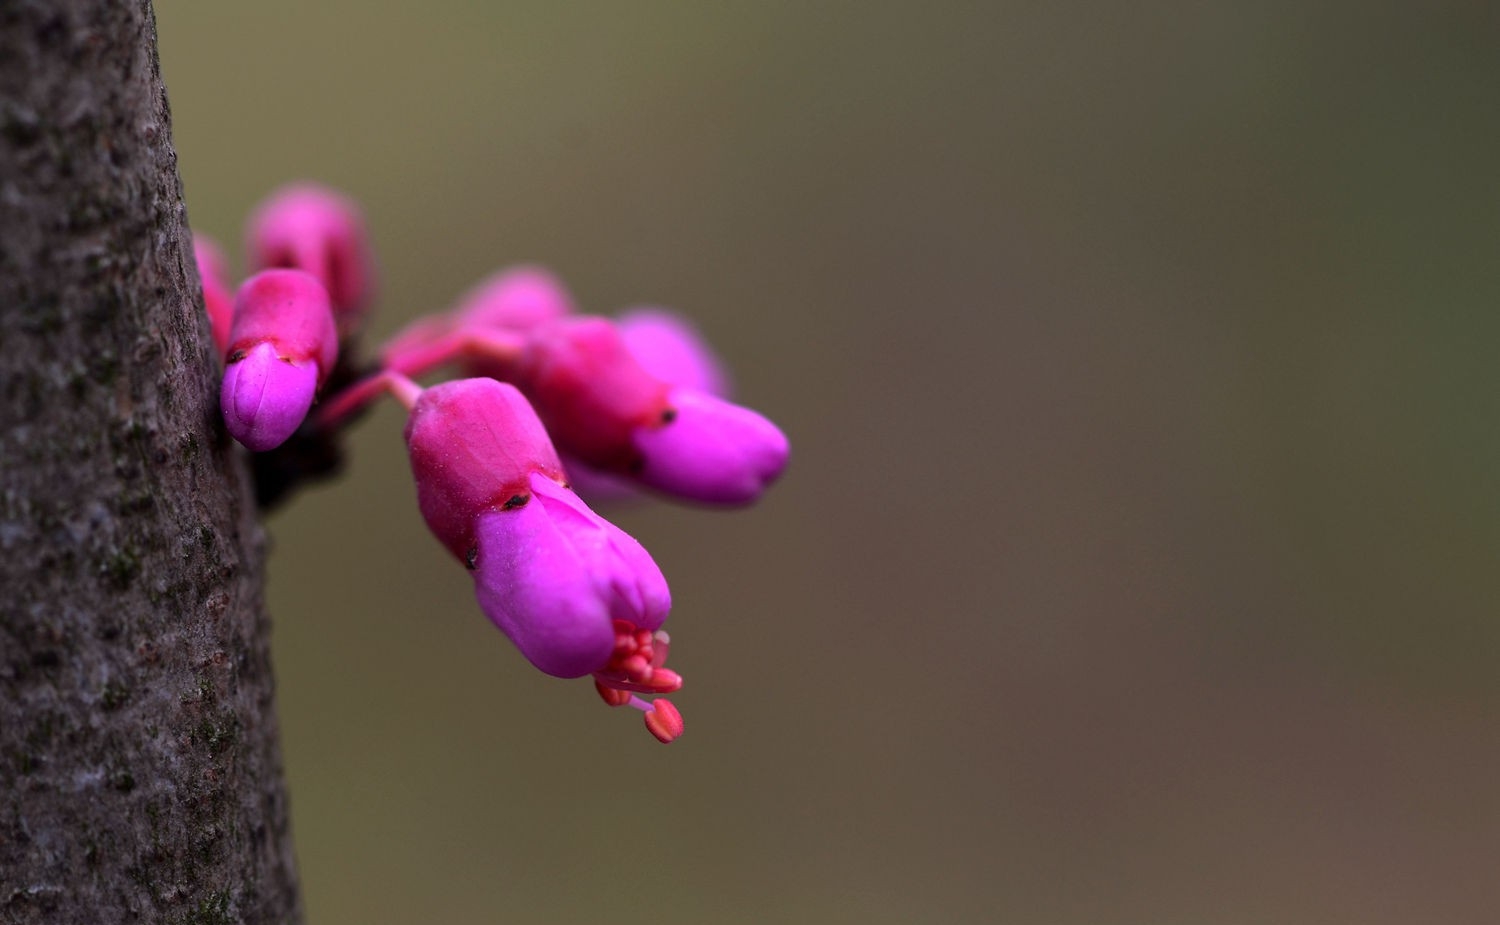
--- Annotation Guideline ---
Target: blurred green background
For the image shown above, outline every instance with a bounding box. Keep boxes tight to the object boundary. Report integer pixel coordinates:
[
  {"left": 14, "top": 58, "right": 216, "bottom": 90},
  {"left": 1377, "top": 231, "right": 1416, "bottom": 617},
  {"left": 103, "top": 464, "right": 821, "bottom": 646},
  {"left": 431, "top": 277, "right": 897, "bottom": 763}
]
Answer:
[{"left": 157, "top": 3, "right": 1500, "bottom": 923}]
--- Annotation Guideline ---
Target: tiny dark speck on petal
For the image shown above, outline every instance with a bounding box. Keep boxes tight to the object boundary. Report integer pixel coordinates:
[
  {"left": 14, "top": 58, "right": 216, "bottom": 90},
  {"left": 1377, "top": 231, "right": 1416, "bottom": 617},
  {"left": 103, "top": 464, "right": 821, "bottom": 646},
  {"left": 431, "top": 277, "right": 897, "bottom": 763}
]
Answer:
[
  {"left": 465, "top": 546, "right": 478, "bottom": 570},
  {"left": 661, "top": 408, "right": 677, "bottom": 424},
  {"left": 503, "top": 494, "right": 529, "bottom": 510}
]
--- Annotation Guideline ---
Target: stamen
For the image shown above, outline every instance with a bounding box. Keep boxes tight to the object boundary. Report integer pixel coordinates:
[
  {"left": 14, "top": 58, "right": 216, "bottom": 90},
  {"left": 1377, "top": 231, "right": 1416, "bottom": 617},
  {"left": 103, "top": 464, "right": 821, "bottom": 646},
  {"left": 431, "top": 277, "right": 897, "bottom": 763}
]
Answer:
[
  {"left": 593, "top": 669, "right": 682, "bottom": 695},
  {"left": 592, "top": 621, "right": 685, "bottom": 741},
  {"left": 595, "top": 679, "right": 631, "bottom": 707},
  {"left": 643, "top": 699, "right": 684, "bottom": 743},
  {"left": 596, "top": 619, "right": 679, "bottom": 690}
]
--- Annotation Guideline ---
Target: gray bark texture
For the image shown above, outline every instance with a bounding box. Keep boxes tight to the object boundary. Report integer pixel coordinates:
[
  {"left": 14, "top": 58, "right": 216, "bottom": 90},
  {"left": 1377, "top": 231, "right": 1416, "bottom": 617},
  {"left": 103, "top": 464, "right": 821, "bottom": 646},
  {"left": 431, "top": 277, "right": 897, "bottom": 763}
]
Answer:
[{"left": 0, "top": 2, "right": 301, "bottom": 922}]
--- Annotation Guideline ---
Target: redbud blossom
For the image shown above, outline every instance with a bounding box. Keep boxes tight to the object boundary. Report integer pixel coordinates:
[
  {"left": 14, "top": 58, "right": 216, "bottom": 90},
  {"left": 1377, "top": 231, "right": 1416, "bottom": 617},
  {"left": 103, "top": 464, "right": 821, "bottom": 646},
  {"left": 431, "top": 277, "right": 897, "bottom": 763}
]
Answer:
[
  {"left": 404, "top": 377, "right": 682, "bottom": 739},
  {"left": 221, "top": 269, "right": 337, "bottom": 452},
  {"left": 247, "top": 183, "right": 375, "bottom": 334},
  {"left": 563, "top": 308, "right": 731, "bottom": 502},
  {"left": 192, "top": 234, "right": 234, "bottom": 357},
  {"left": 518, "top": 318, "right": 789, "bottom": 505},
  {"left": 452, "top": 265, "right": 575, "bottom": 334},
  {"left": 517, "top": 318, "right": 671, "bottom": 471},
  {"left": 403, "top": 377, "right": 563, "bottom": 559}
]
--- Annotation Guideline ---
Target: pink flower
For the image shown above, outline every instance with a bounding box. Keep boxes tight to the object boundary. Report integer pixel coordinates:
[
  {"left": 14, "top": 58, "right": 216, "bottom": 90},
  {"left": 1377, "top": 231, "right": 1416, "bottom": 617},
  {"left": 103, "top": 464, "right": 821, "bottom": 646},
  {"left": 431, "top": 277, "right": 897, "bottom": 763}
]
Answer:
[
  {"left": 221, "top": 269, "right": 337, "bottom": 452},
  {"left": 192, "top": 234, "right": 234, "bottom": 357},
  {"left": 518, "top": 318, "right": 788, "bottom": 505},
  {"left": 452, "top": 265, "right": 575, "bottom": 335},
  {"left": 403, "top": 377, "right": 684, "bottom": 740},
  {"left": 403, "top": 377, "right": 562, "bottom": 558},
  {"left": 516, "top": 318, "right": 670, "bottom": 469},
  {"left": 247, "top": 183, "right": 375, "bottom": 336},
  {"left": 563, "top": 308, "right": 732, "bottom": 502}
]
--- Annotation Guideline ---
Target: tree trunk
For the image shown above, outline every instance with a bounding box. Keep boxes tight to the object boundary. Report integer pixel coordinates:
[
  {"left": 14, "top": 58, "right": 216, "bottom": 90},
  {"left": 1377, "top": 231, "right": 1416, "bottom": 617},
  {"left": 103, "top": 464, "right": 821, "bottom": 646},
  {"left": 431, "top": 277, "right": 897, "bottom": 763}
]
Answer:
[{"left": 0, "top": 2, "right": 301, "bottom": 922}]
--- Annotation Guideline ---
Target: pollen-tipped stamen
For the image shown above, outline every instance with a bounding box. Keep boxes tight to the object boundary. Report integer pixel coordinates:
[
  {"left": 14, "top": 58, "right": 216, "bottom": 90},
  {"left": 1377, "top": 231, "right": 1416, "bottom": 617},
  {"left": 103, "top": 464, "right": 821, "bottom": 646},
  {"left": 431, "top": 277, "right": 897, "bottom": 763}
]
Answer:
[
  {"left": 593, "top": 620, "right": 682, "bottom": 693},
  {"left": 610, "top": 694, "right": 684, "bottom": 744},
  {"left": 592, "top": 621, "right": 684, "bottom": 741},
  {"left": 643, "top": 699, "right": 684, "bottom": 744}
]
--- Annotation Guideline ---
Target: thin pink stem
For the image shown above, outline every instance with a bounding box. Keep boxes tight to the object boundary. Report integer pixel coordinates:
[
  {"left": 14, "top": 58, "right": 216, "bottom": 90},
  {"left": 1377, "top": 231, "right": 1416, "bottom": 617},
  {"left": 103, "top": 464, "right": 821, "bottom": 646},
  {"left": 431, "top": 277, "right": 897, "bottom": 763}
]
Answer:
[
  {"left": 383, "top": 327, "right": 527, "bottom": 379},
  {"left": 315, "top": 370, "right": 423, "bottom": 428}
]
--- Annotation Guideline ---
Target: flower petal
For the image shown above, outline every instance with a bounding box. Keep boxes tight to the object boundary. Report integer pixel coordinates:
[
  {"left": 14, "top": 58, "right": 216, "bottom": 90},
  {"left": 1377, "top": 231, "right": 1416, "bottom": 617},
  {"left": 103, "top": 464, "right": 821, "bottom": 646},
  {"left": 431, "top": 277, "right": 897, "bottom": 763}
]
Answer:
[
  {"left": 617, "top": 308, "right": 731, "bottom": 398},
  {"left": 220, "top": 343, "right": 318, "bottom": 452},
  {"left": 470, "top": 474, "right": 670, "bottom": 677},
  {"left": 632, "top": 388, "right": 789, "bottom": 505}
]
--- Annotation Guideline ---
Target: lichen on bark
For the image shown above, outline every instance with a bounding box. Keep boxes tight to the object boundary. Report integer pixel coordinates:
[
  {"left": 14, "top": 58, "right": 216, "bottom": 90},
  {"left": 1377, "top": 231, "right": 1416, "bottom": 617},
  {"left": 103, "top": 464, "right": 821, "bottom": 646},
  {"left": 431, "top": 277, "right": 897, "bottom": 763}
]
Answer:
[{"left": 0, "top": 2, "right": 301, "bottom": 922}]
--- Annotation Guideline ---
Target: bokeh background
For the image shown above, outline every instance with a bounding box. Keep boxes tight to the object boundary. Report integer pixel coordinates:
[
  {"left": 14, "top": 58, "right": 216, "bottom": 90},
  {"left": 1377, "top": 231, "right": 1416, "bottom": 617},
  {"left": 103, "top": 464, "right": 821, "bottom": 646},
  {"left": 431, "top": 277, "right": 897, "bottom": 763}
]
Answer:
[{"left": 157, "top": 3, "right": 1500, "bottom": 923}]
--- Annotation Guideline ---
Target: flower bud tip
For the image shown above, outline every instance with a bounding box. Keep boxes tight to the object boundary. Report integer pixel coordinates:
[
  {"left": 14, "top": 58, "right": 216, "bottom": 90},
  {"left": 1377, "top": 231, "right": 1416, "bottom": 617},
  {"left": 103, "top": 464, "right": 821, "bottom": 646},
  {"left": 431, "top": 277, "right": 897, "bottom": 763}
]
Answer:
[
  {"left": 221, "top": 343, "right": 319, "bottom": 451},
  {"left": 632, "top": 389, "right": 789, "bottom": 505}
]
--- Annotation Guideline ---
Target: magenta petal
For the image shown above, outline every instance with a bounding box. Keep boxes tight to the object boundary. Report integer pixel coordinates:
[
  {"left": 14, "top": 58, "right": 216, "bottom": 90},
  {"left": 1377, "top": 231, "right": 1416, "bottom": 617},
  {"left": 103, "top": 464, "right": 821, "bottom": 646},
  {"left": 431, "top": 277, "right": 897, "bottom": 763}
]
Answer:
[
  {"left": 220, "top": 343, "right": 319, "bottom": 451},
  {"left": 529, "top": 474, "right": 670, "bottom": 629},
  {"left": 617, "top": 308, "right": 731, "bottom": 398},
  {"left": 632, "top": 389, "right": 789, "bottom": 505},
  {"left": 471, "top": 472, "right": 670, "bottom": 677}
]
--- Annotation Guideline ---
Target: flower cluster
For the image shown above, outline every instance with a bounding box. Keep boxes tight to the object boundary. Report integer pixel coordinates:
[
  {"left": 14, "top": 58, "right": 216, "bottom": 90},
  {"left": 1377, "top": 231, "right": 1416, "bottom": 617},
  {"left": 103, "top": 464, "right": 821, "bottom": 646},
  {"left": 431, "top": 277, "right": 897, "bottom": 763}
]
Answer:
[{"left": 193, "top": 183, "right": 789, "bottom": 743}]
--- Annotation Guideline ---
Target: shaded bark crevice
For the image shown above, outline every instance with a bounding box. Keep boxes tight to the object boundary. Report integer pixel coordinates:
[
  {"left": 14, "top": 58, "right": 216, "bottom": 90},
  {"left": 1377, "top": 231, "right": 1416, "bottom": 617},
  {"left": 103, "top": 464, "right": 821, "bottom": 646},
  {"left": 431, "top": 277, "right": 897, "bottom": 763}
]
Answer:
[{"left": 0, "top": 2, "right": 301, "bottom": 922}]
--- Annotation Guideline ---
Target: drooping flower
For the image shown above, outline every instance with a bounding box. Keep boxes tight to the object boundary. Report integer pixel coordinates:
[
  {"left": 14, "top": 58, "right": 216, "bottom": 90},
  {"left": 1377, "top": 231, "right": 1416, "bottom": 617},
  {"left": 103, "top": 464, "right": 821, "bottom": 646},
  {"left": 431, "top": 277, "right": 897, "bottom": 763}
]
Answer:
[
  {"left": 562, "top": 307, "right": 732, "bottom": 502},
  {"left": 515, "top": 318, "right": 789, "bottom": 505},
  {"left": 221, "top": 269, "right": 338, "bottom": 452},
  {"left": 247, "top": 183, "right": 376, "bottom": 336},
  {"left": 452, "top": 265, "right": 575, "bottom": 335},
  {"left": 403, "top": 376, "right": 684, "bottom": 741}
]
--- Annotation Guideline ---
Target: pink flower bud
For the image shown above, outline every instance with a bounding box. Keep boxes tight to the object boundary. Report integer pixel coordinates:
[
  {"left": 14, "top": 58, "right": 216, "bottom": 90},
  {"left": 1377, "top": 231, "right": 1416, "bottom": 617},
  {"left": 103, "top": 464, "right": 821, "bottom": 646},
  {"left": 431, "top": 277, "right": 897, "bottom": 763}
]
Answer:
[
  {"left": 403, "top": 377, "right": 563, "bottom": 559},
  {"left": 517, "top": 318, "right": 787, "bottom": 505},
  {"left": 632, "top": 388, "right": 789, "bottom": 505},
  {"left": 452, "top": 265, "right": 574, "bottom": 334},
  {"left": 560, "top": 308, "right": 732, "bottom": 503},
  {"left": 516, "top": 318, "right": 671, "bottom": 471},
  {"left": 221, "top": 343, "right": 321, "bottom": 452},
  {"left": 402, "top": 378, "right": 674, "bottom": 685},
  {"left": 192, "top": 234, "right": 234, "bottom": 357},
  {"left": 247, "top": 183, "right": 375, "bottom": 333},
  {"left": 221, "top": 269, "right": 337, "bottom": 451}
]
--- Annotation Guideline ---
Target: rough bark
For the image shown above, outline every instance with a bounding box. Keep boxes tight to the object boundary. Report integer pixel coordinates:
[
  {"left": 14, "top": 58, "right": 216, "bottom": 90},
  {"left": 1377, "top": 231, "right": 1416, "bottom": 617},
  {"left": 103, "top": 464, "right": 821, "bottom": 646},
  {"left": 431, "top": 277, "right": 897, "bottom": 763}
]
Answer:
[{"left": 0, "top": 3, "right": 301, "bottom": 922}]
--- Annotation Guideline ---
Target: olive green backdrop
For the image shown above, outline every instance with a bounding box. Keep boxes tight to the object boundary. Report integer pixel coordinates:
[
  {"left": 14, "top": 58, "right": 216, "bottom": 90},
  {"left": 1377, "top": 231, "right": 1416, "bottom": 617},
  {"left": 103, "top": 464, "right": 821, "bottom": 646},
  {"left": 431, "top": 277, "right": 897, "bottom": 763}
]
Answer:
[{"left": 157, "top": 3, "right": 1500, "bottom": 923}]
